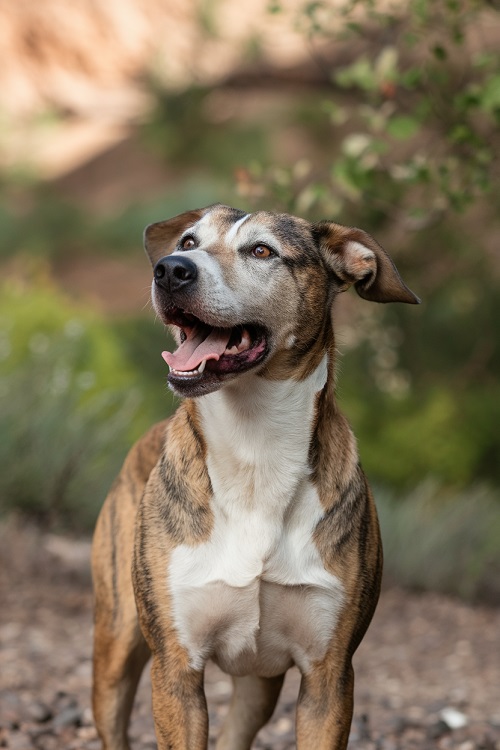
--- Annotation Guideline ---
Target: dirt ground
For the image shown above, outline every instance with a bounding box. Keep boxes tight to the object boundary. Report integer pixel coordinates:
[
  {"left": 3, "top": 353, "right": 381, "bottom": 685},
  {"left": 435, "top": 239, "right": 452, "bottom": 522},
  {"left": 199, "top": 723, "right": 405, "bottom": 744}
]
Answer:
[{"left": 1, "top": 523, "right": 499, "bottom": 750}]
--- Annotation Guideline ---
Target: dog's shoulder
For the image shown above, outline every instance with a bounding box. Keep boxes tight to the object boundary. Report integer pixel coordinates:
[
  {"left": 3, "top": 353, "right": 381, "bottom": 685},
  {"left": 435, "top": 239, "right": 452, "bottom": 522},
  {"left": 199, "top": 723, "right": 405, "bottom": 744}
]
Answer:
[{"left": 124, "top": 418, "right": 170, "bottom": 485}]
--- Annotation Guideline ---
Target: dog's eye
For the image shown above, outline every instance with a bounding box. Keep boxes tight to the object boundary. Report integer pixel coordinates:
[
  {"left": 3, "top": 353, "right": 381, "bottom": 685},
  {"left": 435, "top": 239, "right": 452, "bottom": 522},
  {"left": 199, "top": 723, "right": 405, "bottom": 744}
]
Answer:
[
  {"left": 181, "top": 236, "right": 196, "bottom": 250},
  {"left": 252, "top": 245, "right": 273, "bottom": 259}
]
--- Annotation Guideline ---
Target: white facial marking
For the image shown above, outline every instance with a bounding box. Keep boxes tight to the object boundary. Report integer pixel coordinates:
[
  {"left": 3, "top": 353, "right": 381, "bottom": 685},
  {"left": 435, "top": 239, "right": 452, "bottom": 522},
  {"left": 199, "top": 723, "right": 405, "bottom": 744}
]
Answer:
[
  {"left": 225, "top": 213, "right": 250, "bottom": 243},
  {"left": 167, "top": 357, "right": 343, "bottom": 676}
]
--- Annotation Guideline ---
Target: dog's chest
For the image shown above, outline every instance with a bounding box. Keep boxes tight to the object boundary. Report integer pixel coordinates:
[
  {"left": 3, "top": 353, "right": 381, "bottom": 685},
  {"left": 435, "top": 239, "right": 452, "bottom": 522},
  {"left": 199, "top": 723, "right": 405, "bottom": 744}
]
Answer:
[
  {"left": 169, "top": 446, "right": 342, "bottom": 676},
  {"left": 167, "top": 378, "right": 344, "bottom": 677},
  {"left": 168, "top": 478, "right": 344, "bottom": 677}
]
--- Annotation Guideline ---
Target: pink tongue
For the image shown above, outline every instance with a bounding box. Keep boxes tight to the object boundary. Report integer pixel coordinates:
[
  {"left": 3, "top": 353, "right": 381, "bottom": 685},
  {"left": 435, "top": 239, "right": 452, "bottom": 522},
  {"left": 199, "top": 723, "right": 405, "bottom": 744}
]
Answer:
[{"left": 162, "top": 326, "right": 231, "bottom": 372}]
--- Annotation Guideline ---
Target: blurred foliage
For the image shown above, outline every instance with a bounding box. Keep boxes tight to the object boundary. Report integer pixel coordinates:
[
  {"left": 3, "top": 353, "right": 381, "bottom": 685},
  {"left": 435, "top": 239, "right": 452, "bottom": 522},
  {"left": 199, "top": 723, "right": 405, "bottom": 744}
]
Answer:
[
  {"left": 336, "top": 219, "right": 500, "bottom": 488},
  {"left": 251, "top": 0, "right": 500, "bottom": 223},
  {"left": 0, "top": 178, "right": 233, "bottom": 261},
  {"left": 378, "top": 481, "right": 500, "bottom": 602},
  {"left": 0, "top": 281, "right": 175, "bottom": 529},
  {"left": 141, "top": 83, "right": 269, "bottom": 173}
]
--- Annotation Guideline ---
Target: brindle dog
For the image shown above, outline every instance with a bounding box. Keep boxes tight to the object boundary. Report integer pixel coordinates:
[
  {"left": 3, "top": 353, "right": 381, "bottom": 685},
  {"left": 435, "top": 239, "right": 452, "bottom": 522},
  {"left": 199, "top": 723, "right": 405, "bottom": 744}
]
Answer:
[{"left": 92, "top": 205, "right": 419, "bottom": 750}]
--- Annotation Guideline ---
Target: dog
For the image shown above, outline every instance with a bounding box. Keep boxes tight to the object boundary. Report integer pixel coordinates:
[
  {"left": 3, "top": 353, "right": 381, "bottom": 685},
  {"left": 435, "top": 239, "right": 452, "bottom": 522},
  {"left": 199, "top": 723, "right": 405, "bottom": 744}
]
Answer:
[{"left": 91, "top": 204, "right": 419, "bottom": 750}]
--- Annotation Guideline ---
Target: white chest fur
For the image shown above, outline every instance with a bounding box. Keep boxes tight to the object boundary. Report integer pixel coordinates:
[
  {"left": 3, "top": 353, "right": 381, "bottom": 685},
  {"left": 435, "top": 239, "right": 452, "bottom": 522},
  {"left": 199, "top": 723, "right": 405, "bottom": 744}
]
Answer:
[{"left": 167, "top": 362, "right": 344, "bottom": 676}]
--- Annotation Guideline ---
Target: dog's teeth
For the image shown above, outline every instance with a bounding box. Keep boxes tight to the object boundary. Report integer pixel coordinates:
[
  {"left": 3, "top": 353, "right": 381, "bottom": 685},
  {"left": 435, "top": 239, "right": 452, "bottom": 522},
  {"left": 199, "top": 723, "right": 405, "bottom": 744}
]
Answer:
[
  {"left": 225, "top": 329, "right": 251, "bottom": 356},
  {"left": 169, "top": 361, "right": 206, "bottom": 377},
  {"left": 238, "top": 330, "right": 251, "bottom": 351}
]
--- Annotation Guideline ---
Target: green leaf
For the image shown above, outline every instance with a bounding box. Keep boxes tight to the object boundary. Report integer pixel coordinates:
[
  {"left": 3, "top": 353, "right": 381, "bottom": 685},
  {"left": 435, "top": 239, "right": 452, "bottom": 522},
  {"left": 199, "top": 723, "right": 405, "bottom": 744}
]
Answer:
[
  {"left": 399, "top": 68, "right": 423, "bottom": 89},
  {"left": 387, "top": 115, "right": 420, "bottom": 140},
  {"left": 479, "top": 74, "right": 500, "bottom": 113},
  {"left": 433, "top": 44, "right": 447, "bottom": 60},
  {"left": 335, "top": 57, "right": 377, "bottom": 92}
]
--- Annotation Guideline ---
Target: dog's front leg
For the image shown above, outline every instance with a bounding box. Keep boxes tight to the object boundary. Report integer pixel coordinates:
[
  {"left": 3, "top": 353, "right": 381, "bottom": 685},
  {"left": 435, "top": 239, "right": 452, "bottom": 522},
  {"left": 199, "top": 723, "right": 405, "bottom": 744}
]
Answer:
[
  {"left": 149, "top": 652, "right": 208, "bottom": 750},
  {"left": 296, "top": 662, "right": 354, "bottom": 750},
  {"left": 133, "top": 582, "right": 209, "bottom": 750},
  {"left": 133, "top": 488, "right": 209, "bottom": 750}
]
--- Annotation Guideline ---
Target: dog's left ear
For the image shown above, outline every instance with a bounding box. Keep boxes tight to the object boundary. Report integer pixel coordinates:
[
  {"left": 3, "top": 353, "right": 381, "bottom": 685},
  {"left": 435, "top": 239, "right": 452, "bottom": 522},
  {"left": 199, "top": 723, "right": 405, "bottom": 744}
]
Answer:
[
  {"left": 313, "top": 221, "right": 420, "bottom": 304},
  {"left": 144, "top": 208, "right": 206, "bottom": 266}
]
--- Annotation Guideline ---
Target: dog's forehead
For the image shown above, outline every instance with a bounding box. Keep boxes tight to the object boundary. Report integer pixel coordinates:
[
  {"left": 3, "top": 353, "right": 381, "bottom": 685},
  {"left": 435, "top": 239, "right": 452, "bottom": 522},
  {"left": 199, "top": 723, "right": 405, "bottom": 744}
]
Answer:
[{"left": 193, "top": 205, "right": 316, "bottom": 258}]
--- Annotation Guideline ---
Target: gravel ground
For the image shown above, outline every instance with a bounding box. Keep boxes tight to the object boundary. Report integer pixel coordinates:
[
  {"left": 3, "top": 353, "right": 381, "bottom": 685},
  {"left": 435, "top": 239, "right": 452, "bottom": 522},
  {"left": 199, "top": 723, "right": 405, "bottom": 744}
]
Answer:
[{"left": 1, "top": 523, "right": 499, "bottom": 750}]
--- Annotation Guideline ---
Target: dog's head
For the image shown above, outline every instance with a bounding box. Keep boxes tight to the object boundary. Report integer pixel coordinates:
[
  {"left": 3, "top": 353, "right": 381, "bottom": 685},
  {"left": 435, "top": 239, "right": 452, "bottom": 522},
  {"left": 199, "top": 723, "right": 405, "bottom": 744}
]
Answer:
[{"left": 145, "top": 204, "right": 419, "bottom": 397}]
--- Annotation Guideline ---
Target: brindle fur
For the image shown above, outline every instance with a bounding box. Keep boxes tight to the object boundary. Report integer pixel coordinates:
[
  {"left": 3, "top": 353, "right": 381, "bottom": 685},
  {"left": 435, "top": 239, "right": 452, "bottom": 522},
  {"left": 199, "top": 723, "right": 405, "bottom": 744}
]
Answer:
[{"left": 92, "top": 205, "right": 418, "bottom": 750}]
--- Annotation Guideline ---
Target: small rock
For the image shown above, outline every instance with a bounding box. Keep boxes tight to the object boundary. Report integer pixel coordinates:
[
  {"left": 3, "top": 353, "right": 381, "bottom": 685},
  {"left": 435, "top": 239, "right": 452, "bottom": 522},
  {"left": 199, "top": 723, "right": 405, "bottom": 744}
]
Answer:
[
  {"left": 0, "top": 690, "right": 23, "bottom": 728},
  {"left": 81, "top": 707, "right": 94, "bottom": 726},
  {"left": 478, "top": 735, "right": 497, "bottom": 750},
  {"left": 76, "top": 725, "right": 98, "bottom": 740},
  {"left": 35, "top": 733, "right": 61, "bottom": 750},
  {"left": 382, "top": 739, "right": 400, "bottom": 750},
  {"left": 351, "top": 712, "right": 371, "bottom": 741},
  {"left": 52, "top": 706, "right": 82, "bottom": 729},
  {"left": 427, "top": 719, "right": 450, "bottom": 739},
  {"left": 440, "top": 707, "right": 469, "bottom": 730},
  {"left": 5, "top": 731, "right": 34, "bottom": 750},
  {"left": 25, "top": 702, "right": 52, "bottom": 723},
  {"left": 274, "top": 717, "right": 293, "bottom": 735},
  {"left": 53, "top": 692, "right": 77, "bottom": 710},
  {"left": 390, "top": 715, "right": 410, "bottom": 735}
]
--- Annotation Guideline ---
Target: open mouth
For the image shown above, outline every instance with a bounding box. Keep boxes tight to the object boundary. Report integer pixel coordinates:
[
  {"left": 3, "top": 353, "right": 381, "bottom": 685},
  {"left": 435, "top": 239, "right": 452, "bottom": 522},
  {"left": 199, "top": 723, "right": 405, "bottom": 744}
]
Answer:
[{"left": 161, "top": 307, "right": 268, "bottom": 389}]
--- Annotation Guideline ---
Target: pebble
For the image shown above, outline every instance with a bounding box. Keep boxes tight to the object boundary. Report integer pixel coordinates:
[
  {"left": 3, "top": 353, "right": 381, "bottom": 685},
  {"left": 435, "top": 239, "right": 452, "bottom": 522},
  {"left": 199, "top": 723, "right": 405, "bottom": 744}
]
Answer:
[
  {"left": 427, "top": 719, "right": 450, "bottom": 739},
  {"left": 380, "top": 738, "right": 399, "bottom": 750},
  {"left": 0, "top": 690, "right": 23, "bottom": 728},
  {"left": 274, "top": 717, "right": 293, "bottom": 735},
  {"left": 478, "top": 735, "right": 497, "bottom": 750},
  {"left": 76, "top": 725, "right": 98, "bottom": 740},
  {"left": 440, "top": 708, "right": 469, "bottom": 730},
  {"left": 52, "top": 706, "right": 82, "bottom": 729},
  {"left": 81, "top": 706, "right": 94, "bottom": 726},
  {"left": 389, "top": 715, "right": 409, "bottom": 734},
  {"left": 5, "top": 731, "right": 35, "bottom": 750},
  {"left": 26, "top": 701, "right": 52, "bottom": 723},
  {"left": 350, "top": 713, "right": 371, "bottom": 741}
]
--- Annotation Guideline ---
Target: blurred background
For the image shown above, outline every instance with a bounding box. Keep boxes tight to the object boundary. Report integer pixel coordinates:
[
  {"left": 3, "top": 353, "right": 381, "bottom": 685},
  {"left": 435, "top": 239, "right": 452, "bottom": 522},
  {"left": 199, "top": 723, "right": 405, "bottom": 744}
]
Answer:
[{"left": 1, "top": 0, "right": 499, "bottom": 604}]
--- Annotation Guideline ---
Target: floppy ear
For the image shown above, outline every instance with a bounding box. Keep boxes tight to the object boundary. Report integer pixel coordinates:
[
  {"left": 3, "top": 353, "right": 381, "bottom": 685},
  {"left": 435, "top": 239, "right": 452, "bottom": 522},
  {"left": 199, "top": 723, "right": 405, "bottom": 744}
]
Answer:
[
  {"left": 313, "top": 221, "right": 420, "bottom": 304},
  {"left": 143, "top": 208, "right": 206, "bottom": 266}
]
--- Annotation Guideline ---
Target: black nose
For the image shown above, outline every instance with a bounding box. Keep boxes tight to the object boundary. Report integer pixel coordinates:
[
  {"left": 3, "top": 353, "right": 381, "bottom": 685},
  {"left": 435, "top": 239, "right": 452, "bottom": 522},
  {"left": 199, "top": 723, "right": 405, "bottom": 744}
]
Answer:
[{"left": 154, "top": 255, "right": 198, "bottom": 292}]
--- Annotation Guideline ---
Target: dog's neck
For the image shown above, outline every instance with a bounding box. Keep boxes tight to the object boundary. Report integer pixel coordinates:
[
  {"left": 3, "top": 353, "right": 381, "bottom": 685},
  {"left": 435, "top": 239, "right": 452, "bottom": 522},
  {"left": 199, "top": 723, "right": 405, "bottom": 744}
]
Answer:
[{"left": 195, "top": 355, "right": 332, "bottom": 512}]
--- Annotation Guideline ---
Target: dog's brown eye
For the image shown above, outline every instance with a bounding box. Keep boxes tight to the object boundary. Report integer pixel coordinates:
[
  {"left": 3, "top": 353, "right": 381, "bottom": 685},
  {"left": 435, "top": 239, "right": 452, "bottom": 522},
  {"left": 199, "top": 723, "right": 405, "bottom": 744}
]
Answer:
[
  {"left": 252, "top": 245, "right": 272, "bottom": 259},
  {"left": 181, "top": 237, "right": 196, "bottom": 250}
]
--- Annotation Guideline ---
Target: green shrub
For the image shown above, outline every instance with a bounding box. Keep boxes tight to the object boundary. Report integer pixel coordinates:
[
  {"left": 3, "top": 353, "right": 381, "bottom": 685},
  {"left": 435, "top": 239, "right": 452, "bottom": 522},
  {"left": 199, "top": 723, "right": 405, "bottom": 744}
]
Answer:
[
  {"left": 378, "top": 482, "right": 500, "bottom": 602},
  {"left": 0, "top": 280, "right": 174, "bottom": 529},
  {"left": 0, "top": 179, "right": 234, "bottom": 262}
]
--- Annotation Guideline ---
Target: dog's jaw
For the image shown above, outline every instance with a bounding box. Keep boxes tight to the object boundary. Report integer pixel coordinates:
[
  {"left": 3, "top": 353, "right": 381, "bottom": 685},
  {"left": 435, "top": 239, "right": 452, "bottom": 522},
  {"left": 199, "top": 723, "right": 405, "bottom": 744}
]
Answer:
[{"left": 158, "top": 308, "right": 271, "bottom": 398}]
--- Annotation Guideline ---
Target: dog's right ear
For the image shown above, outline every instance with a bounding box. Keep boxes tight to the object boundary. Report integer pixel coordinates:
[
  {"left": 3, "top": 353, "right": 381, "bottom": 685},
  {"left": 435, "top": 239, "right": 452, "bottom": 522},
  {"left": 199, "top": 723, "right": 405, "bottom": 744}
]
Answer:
[{"left": 143, "top": 208, "right": 206, "bottom": 267}]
